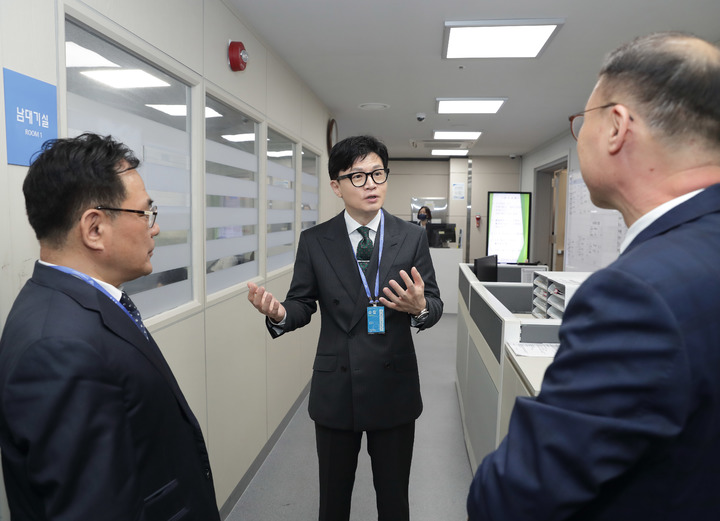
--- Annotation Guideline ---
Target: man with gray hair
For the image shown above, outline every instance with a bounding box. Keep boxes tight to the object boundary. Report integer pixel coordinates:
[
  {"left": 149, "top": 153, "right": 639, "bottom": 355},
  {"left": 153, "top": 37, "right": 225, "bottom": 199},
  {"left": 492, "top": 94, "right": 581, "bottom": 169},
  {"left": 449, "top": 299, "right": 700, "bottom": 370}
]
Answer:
[{"left": 468, "top": 32, "right": 720, "bottom": 520}]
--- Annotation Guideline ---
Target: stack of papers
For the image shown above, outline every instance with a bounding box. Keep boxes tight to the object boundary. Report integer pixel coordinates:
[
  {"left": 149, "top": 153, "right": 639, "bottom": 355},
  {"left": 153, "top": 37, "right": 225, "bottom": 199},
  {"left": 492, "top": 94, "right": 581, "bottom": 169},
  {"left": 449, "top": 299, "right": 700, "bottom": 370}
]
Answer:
[{"left": 507, "top": 342, "right": 559, "bottom": 357}]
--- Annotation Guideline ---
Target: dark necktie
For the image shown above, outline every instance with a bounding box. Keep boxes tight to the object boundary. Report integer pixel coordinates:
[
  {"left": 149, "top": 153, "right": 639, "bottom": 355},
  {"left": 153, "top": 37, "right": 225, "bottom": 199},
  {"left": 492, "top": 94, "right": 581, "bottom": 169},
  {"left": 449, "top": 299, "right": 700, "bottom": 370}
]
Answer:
[
  {"left": 356, "top": 226, "right": 373, "bottom": 273},
  {"left": 120, "top": 291, "right": 149, "bottom": 339}
]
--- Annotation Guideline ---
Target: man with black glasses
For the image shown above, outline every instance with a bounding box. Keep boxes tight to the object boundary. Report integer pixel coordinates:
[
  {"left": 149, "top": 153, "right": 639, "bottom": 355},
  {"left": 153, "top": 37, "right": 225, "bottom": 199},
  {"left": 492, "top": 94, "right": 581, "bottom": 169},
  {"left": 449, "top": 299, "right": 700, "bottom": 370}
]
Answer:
[
  {"left": 248, "top": 135, "right": 443, "bottom": 521},
  {"left": 0, "top": 133, "right": 221, "bottom": 521},
  {"left": 468, "top": 32, "right": 720, "bottom": 521}
]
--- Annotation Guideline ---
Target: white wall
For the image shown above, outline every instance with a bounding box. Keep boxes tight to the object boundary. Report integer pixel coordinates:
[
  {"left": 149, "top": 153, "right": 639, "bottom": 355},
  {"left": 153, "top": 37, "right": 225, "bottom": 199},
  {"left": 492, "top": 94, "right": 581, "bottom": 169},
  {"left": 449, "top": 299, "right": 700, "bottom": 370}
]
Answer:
[
  {"left": 385, "top": 160, "right": 450, "bottom": 219},
  {"left": 0, "top": 0, "right": 330, "bottom": 512}
]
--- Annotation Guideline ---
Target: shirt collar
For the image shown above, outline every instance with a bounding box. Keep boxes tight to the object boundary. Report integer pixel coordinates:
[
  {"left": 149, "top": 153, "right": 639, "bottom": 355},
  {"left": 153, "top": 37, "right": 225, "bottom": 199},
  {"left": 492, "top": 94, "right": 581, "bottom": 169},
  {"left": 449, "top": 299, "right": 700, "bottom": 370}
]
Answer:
[
  {"left": 343, "top": 210, "right": 382, "bottom": 235},
  {"left": 620, "top": 189, "right": 704, "bottom": 253},
  {"left": 38, "top": 260, "right": 123, "bottom": 301}
]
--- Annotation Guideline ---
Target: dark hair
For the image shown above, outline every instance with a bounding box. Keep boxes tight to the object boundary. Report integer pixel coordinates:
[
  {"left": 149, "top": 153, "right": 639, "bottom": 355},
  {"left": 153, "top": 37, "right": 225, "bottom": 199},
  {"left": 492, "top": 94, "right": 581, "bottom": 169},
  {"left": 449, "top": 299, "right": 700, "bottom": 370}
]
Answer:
[
  {"left": 328, "top": 135, "right": 389, "bottom": 180},
  {"left": 418, "top": 206, "right": 432, "bottom": 221},
  {"left": 599, "top": 32, "right": 720, "bottom": 146},
  {"left": 23, "top": 133, "right": 140, "bottom": 246}
]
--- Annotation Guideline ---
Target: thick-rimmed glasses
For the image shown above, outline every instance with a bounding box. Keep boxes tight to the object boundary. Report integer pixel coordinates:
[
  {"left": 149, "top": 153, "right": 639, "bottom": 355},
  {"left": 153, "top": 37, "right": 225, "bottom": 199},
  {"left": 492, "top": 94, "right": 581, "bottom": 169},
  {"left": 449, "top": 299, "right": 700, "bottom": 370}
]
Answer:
[
  {"left": 336, "top": 168, "right": 389, "bottom": 187},
  {"left": 568, "top": 103, "right": 619, "bottom": 141},
  {"left": 96, "top": 205, "right": 158, "bottom": 228}
]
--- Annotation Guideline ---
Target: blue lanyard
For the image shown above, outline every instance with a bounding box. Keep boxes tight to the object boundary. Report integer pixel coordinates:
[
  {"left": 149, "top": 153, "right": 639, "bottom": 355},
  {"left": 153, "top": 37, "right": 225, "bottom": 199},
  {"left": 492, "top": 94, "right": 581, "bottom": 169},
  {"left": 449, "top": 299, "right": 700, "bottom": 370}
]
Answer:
[
  {"left": 353, "top": 211, "right": 384, "bottom": 305},
  {"left": 48, "top": 265, "right": 138, "bottom": 326}
]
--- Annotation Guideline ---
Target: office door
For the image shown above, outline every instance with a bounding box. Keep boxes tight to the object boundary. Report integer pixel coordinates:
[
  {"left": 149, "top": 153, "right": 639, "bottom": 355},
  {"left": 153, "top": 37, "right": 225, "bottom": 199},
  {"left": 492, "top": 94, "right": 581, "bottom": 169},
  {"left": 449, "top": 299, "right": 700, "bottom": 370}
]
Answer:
[{"left": 551, "top": 169, "right": 567, "bottom": 271}]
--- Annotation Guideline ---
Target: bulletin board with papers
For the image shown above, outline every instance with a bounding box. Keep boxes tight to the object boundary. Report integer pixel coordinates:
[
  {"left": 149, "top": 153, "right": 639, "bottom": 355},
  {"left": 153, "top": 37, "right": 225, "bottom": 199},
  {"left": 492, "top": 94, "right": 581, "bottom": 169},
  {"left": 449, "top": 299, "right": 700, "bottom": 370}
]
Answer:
[{"left": 564, "top": 169, "right": 627, "bottom": 272}]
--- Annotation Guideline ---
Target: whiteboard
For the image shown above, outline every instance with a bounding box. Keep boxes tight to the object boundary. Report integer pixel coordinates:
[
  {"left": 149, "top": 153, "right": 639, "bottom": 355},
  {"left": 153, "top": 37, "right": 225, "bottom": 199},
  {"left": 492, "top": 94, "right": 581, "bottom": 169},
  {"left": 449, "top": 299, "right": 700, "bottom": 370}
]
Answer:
[{"left": 564, "top": 169, "right": 627, "bottom": 272}]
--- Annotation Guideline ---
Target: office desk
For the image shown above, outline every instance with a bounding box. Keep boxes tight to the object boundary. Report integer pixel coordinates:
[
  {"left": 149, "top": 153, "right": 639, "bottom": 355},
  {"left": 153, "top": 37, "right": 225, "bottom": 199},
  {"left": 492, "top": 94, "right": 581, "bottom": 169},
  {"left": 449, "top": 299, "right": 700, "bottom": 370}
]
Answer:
[{"left": 456, "top": 263, "right": 560, "bottom": 469}]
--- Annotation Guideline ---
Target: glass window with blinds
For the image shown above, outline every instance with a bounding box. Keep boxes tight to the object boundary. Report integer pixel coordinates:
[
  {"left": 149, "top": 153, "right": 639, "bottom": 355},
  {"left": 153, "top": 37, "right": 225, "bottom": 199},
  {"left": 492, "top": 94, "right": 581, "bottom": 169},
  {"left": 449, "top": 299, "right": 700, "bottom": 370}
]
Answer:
[
  {"left": 301, "top": 148, "right": 319, "bottom": 230},
  {"left": 65, "top": 20, "right": 192, "bottom": 317},
  {"left": 266, "top": 128, "right": 296, "bottom": 272},
  {"left": 205, "top": 96, "right": 259, "bottom": 294}
]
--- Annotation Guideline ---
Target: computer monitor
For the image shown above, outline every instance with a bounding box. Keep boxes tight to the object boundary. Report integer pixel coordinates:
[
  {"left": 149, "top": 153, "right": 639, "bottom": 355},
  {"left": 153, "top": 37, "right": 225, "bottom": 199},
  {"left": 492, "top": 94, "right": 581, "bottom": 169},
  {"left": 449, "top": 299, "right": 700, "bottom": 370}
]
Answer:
[
  {"left": 426, "top": 222, "right": 456, "bottom": 247},
  {"left": 486, "top": 191, "right": 532, "bottom": 263},
  {"left": 473, "top": 255, "right": 498, "bottom": 282}
]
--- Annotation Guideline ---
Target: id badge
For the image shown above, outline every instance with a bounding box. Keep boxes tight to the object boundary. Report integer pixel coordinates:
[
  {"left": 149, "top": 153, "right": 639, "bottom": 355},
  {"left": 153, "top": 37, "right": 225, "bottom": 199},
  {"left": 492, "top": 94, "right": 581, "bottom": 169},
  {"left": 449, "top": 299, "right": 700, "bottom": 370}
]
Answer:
[{"left": 367, "top": 305, "right": 385, "bottom": 335}]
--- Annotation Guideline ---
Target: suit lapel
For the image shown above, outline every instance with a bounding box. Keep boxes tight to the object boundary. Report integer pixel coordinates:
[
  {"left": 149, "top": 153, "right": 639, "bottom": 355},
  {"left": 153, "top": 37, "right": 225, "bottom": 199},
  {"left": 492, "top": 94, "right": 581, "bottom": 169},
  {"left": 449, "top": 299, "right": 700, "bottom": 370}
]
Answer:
[
  {"left": 318, "top": 212, "right": 364, "bottom": 303},
  {"left": 33, "top": 264, "right": 199, "bottom": 427},
  {"left": 95, "top": 295, "right": 199, "bottom": 426},
  {"left": 377, "top": 211, "right": 406, "bottom": 289}
]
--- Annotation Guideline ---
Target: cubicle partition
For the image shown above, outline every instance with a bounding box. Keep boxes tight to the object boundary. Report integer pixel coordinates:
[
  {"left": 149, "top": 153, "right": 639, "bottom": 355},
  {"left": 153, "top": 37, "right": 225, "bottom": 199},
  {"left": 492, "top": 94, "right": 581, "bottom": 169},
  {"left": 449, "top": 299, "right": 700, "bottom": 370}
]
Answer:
[{"left": 456, "top": 263, "right": 560, "bottom": 470}]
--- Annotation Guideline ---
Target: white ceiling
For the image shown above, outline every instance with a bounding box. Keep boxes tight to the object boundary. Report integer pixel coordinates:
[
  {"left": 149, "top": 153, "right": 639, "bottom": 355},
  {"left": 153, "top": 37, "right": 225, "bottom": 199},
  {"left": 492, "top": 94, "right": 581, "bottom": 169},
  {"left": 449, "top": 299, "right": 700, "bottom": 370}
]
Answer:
[{"left": 226, "top": 0, "right": 720, "bottom": 159}]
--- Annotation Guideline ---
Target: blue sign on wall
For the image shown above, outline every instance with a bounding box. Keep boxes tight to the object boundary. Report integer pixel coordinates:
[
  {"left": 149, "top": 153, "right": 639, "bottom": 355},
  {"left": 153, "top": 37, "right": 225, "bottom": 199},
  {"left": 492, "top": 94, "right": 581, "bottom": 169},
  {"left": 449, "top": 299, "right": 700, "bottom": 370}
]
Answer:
[{"left": 3, "top": 68, "right": 58, "bottom": 167}]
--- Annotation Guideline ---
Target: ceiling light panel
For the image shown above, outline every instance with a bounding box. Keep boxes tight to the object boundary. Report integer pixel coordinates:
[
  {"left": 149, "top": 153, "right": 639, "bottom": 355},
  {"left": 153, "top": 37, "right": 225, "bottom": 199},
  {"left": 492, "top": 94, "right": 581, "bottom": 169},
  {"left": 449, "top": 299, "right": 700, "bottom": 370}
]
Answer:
[
  {"left": 434, "top": 131, "right": 481, "bottom": 140},
  {"left": 81, "top": 69, "right": 170, "bottom": 89},
  {"left": 65, "top": 42, "right": 120, "bottom": 68},
  {"left": 146, "top": 105, "right": 222, "bottom": 118},
  {"left": 432, "top": 149, "right": 469, "bottom": 156},
  {"left": 221, "top": 133, "right": 255, "bottom": 142},
  {"left": 437, "top": 98, "right": 505, "bottom": 114},
  {"left": 443, "top": 19, "right": 563, "bottom": 59}
]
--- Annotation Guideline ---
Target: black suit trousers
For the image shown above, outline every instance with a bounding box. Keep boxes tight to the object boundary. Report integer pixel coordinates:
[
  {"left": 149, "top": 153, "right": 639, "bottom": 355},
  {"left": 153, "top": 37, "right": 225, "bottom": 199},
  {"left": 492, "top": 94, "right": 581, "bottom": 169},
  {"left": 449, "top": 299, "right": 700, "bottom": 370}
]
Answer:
[{"left": 315, "top": 421, "right": 415, "bottom": 521}]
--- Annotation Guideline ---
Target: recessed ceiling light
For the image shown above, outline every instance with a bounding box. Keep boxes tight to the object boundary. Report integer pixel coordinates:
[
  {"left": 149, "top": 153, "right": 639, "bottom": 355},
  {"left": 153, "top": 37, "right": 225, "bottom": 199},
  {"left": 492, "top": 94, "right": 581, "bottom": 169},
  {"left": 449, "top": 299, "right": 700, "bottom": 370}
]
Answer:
[
  {"left": 434, "top": 131, "right": 482, "bottom": 140},
  {"left": 146, "top": 104, "right": 222, "bottom": 118},
  {"left": 82, "top": 69, "right": 170, "bottom": 89},
  {"left": 222, "top": 133, "right": 255, "bottom": 142},
  {"left": 432, "top": 149, "right": 469, "bottom": 156},
  {"left": 65, "top": 42, "right": 119, "bottom": 68},
  {"left": 437, "top": 98, "right": 505, "bottom": 114},
  {"left": 267, "top": 150, "right": 293, "bottom": 158},
  {"left": 444, "top": 20, "right": 563, "bottom": 59},
  {"left": 358, "top": 103, "right": 390, "bottom": 111}
]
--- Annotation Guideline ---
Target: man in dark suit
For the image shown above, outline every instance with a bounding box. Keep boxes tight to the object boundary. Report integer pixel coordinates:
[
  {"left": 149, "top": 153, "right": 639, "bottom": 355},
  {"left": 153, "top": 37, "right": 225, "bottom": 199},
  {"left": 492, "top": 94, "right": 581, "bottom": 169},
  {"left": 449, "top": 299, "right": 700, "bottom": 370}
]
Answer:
[
  {"left": 248, "top": 135, "right": 443, "bottom": 521},
  {"left": 467, "top": 32, "right": 720, "bottom": 520},
  {"left": 0, "top": 134, "right": 220, "bottom": 521}
]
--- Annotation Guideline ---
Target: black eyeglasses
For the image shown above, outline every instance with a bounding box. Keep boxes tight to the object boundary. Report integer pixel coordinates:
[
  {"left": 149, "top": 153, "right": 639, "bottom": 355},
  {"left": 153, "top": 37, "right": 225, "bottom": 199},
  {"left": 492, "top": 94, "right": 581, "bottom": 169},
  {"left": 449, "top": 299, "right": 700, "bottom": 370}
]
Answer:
[
  {"left": 96, "top": 205, "right": 158, "bottom": 228},
  {"left": 568, "top": 103, "right": 623, "bottom": 141},
  {"left": 336, "top": 168, "right": 389, "bottom": 187}
]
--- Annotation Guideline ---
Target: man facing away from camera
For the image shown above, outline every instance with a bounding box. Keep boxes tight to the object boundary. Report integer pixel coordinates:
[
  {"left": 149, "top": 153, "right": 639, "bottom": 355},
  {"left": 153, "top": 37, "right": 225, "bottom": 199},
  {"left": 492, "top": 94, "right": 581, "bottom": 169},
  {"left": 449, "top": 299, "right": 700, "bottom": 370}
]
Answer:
[{"left": 468, "top": 32, "right": 720, "bottom": 521}]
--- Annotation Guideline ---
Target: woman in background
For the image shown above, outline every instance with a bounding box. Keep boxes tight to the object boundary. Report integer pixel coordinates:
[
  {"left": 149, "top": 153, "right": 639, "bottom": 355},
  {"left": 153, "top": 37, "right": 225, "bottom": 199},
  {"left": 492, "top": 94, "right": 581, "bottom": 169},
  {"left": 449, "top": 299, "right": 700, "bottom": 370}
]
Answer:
[
  {"left": 417, "top": 206, "right": 441, "bottom": 247},
  {"left": 417, "top": 206, "right": 432, "bottom": 227}
]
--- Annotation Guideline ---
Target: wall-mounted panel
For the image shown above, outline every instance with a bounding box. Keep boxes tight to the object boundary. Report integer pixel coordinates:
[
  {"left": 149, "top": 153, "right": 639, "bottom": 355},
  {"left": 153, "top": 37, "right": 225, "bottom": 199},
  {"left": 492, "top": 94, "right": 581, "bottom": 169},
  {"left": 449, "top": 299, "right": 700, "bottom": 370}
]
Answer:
[
  {"left": 205, "top": 293, "right": 268, "bottom": 505},
  {"left": 152, "top": 313, "right": 209, "bottom": 436}
]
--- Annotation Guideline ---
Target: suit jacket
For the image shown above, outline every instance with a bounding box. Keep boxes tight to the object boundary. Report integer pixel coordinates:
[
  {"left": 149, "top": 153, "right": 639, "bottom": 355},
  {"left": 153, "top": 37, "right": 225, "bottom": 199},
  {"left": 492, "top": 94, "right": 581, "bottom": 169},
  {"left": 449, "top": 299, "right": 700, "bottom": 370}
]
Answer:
[
  {"left": 468, "top": 183, "right": 720, "bottom": 520},
  {"left": 269, "top": 209, "right": 443, "bottom": 431},
  {"left": 0, "top": 263, "right": 220, "bottom": 521}
]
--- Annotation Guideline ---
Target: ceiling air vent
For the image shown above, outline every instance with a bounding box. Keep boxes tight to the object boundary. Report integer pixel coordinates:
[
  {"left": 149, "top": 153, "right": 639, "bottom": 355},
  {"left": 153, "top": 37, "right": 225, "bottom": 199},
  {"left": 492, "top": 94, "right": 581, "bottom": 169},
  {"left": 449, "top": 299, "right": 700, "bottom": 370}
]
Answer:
[{"left": 410, "top": 140, "right": 475, "bottom": 149}]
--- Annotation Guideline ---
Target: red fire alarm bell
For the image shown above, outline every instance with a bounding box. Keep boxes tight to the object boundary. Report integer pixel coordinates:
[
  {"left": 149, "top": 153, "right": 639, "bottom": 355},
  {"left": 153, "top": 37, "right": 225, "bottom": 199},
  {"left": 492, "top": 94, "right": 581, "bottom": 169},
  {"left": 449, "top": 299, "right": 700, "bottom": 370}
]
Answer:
[{"left": 228, "top": 41, "right": 248, "bottom": 71}]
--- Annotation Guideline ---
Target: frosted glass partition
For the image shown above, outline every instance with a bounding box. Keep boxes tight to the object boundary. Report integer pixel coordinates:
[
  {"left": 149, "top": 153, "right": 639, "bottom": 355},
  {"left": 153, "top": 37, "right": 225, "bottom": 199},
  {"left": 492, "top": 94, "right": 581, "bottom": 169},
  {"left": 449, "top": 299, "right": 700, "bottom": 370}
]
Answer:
[
  {"left": 205, "top": 95, "right": 259, "bottom": 293},
  {"left": 266, "top": 128, "right": 295, "bottom": 272},
  {"left": 301, "top": 147, "right": 319, "bottom": 230},
  {"left": 65, "top": 19, "right": 192, "bottom": 317}
]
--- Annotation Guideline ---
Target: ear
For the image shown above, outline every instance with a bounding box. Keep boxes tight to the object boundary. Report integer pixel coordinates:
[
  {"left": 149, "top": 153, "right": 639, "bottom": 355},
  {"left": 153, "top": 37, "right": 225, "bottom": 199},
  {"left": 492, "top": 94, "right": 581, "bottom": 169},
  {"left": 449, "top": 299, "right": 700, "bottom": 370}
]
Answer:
[
  {"left": 608, "top": 104, "right": 633, "bottom": 155},
  {"left": 78, "top": 208, "right": 107, "bottom": 252},
  {"left": 330, "top": 180, "right": 343, "bottom": 198}
]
